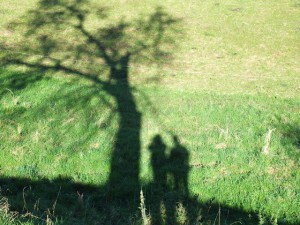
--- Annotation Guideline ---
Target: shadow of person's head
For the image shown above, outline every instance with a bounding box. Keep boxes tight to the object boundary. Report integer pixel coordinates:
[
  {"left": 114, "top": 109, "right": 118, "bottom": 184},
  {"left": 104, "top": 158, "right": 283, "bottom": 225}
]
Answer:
[{"left": 149, "top": 135, "right": 166, "bottom": 152}]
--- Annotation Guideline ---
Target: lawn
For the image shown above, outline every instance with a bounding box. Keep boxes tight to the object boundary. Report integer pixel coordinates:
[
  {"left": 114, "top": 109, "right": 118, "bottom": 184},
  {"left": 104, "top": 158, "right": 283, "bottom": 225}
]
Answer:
[{"left": 0, "top": 0, "right": 299, "bottom": 224}]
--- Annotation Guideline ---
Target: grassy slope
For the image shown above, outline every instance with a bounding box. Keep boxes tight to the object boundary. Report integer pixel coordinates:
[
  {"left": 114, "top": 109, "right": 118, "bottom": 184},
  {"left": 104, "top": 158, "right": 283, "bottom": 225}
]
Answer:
[{"left": 0, "top": 0, "right": 299, "bottom": 224}]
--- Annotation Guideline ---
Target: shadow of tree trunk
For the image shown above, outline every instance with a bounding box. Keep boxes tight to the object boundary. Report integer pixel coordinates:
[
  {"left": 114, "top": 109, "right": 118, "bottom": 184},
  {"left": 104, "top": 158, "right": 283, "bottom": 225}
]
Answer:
[{"left": 106, "top": 66, "right": 142, "bottom": 196}]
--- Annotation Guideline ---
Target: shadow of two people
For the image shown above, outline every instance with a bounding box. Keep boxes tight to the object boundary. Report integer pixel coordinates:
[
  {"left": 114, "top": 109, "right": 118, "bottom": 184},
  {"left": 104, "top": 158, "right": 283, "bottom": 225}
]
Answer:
[{"left": 148, "top": 134, "right": 190, "bottom": 225}]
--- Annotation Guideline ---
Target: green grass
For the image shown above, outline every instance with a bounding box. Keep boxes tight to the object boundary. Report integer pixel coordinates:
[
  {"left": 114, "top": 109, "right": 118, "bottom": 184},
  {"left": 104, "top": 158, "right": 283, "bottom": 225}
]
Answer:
[{"left": 0, "top": 0, "right": 300, "bottom": 224}]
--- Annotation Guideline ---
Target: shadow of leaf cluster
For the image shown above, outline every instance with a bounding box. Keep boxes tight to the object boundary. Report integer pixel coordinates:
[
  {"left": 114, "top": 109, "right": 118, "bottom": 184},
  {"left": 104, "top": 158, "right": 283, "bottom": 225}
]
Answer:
[{"left": 0, "top": 68, "right": 45, "bottom": 99}]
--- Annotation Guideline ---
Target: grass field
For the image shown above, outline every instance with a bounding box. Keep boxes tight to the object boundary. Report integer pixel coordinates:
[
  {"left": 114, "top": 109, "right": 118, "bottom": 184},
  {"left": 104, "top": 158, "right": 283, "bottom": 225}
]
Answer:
[{"left": 0, "top": 0, "right": 299, "bottom": 224}]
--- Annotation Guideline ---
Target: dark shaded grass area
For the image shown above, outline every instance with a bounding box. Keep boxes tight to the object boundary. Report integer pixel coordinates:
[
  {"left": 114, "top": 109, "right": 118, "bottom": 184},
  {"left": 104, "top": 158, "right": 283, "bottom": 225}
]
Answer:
[
  {"left": 0, "top": 176, "right": 283, "bottom": 225},
  {"left": 280, "top": 123, "right": 300, "bottom": 149}
]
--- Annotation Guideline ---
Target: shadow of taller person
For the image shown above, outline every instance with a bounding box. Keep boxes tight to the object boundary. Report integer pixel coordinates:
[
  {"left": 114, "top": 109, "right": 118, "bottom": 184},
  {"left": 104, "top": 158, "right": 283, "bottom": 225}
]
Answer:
[{"left": 169, "top": 135, "right": 189, "bottom": 197}]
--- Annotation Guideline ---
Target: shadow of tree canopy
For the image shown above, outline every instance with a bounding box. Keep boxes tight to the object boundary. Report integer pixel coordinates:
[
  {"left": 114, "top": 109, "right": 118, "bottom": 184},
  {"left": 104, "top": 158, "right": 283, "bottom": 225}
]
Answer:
[
  {"left": 0, "top": 68, "right": 45, "bottom": 99},
  {"left": 0, "top": 0, "right": 298, "bottom": 224}
]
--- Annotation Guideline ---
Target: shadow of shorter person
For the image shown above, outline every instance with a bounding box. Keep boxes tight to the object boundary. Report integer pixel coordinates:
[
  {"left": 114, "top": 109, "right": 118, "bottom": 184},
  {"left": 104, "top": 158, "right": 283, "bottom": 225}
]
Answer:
[{"left": 148, "top": 134, "right": 168, "bottom": 225}]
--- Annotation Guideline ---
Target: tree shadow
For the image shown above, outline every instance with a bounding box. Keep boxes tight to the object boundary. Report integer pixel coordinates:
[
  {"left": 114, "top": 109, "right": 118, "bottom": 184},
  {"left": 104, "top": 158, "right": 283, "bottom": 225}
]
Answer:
[
  {"left": 0, "top": 68, "right": 46, "bottom": 99},
  {"left": 1, "top": 0, "right": 179, "bottom": 197}
]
